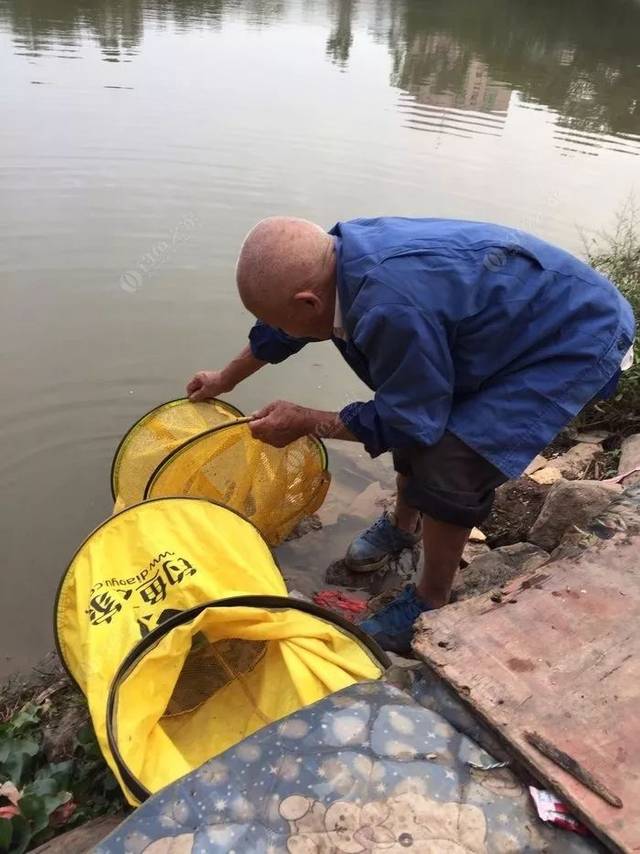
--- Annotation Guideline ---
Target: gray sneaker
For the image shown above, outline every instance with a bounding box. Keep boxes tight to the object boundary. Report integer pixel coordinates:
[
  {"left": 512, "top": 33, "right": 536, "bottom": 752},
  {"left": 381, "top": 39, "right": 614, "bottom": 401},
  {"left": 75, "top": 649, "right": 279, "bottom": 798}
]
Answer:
[{"left": 345, "top": 511, "right": 422, "bottom": 573}]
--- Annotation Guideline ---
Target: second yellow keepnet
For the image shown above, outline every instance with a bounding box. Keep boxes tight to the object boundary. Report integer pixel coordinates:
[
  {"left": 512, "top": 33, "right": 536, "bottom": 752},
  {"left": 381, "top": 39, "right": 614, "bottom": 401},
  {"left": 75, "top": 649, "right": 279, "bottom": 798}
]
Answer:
[{"left": 55, "top": 498, "right": 386, "bottom": 804}]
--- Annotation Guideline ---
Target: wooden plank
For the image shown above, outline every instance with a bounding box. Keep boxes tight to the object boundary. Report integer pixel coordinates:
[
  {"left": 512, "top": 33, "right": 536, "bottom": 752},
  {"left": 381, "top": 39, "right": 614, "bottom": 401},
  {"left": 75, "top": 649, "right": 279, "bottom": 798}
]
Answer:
[
  {"left": 31, "top": 815, "right": 124, "bottom": 853},
  {"left": 412, "top": 538, "right": 640, "bottom": 853}
]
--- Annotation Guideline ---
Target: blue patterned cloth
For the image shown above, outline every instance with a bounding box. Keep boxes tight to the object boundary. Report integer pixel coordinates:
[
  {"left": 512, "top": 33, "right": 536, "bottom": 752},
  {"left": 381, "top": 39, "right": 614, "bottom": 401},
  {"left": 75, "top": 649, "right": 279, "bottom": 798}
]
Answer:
[{"left": 97, "top": 679, "right": 600, "bottom": 853}]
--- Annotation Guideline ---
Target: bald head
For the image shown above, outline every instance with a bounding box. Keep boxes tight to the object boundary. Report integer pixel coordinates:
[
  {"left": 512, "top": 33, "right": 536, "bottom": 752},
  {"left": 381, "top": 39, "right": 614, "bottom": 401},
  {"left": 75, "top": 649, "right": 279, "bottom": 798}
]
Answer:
[{"left": 236, "top": 217, "right": 336, "bottom": 339}]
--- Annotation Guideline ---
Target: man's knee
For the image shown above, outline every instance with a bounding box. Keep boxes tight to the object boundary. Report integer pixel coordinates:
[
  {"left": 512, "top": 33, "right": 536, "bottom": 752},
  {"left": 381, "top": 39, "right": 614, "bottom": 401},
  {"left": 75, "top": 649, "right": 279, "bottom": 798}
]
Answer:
[{"left": 393, "top": 433, "right": 508, "bottom": 528}]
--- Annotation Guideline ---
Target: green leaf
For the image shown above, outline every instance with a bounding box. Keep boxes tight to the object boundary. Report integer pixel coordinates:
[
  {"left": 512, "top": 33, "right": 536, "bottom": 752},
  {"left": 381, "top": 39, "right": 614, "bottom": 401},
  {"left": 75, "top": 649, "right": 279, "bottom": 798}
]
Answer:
[
  {"left": 21, "top": 776, "right": 72, "bottom": 836},
  {"left": 0, "top": 820, "right": 12, "bottom": 850},
  {"left": 8, "top": 705, "right": 41, "bottom": 734},
  {"left": 35, "top": 761, "right": 73, "bottom": 790},
  {"left": 24, "top": 777, "right": 60, "bottom": 799},
  {"left": 18, "top": 792, "right": 50, "bottom": 836},
  {"left": 0, "top": 815, "right": 31, "bottom": 854},
  {"left": 0, "top": 736, "right": 40, "bottom": 787}
]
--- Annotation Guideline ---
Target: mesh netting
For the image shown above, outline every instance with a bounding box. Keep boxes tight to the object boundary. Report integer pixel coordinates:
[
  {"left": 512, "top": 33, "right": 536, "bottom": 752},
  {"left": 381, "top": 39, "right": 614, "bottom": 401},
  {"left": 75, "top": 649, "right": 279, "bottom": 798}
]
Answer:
[
  {"left": 111, "top": 398, "right": 243, "bottom": 509},
  {"left": 144, "top": 422, "right": 330, "bottom": 545},
  {"left": 165, "top": 634, "right": 268, "bottom": 718}
]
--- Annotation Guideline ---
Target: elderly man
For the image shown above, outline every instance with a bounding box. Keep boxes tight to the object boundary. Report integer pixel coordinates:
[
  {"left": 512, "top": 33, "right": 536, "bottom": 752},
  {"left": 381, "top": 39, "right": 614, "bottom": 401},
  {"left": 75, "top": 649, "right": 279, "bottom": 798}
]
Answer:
[{"left": 187, "top": 217, "right": 634, "bottom": 654}]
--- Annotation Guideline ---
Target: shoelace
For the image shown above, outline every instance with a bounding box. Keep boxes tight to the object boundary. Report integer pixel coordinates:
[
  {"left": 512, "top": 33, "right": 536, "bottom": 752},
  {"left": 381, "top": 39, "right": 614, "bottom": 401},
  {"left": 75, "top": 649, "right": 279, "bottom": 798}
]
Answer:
[{"left": 364, "top": 514, "right": 406, "bottom": 548}]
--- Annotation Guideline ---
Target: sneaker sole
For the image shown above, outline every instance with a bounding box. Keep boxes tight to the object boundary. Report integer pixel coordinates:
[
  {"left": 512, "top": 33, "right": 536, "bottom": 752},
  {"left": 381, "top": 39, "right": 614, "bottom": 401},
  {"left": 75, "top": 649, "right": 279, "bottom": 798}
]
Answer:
[
  {"left": 344, "top": 545, "right": 419, "bottom": 574},
  {"left": 344, "top": 555, "right": 391, "bottom": 573}
]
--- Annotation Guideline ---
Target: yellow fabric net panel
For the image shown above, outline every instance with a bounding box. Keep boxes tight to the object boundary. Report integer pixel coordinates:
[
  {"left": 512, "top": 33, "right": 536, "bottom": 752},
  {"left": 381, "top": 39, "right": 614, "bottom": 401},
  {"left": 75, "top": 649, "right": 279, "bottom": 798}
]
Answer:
[
  {"left": 56, "top": 497, "right": 284, "bottom": 694},
  {"left": 111, "top": 398, "right": 243, "bottom": 511},
  {"left": 110, "top": 603, "right": 383, "bottom": 800},
  {"left": 54, "top": 497, "right": 384, "bottom": 804},
  {"left": 144, "top": 422, "right": 331, "bottom": 546}
]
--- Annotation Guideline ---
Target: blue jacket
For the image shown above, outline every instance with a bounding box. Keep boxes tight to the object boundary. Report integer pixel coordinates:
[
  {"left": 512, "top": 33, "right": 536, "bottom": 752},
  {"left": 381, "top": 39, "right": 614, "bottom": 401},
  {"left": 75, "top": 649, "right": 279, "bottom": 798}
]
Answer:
[{"left": 249, "top": 218, "right": 635, "bottom": 478}]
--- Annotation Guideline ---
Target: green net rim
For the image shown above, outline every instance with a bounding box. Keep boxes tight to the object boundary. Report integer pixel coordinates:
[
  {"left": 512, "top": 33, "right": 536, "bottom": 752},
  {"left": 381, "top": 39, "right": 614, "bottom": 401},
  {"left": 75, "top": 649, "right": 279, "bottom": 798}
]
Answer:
[
  {"left": 110, "top": 397, "right": 245, "bottom": 501},
  {"left": 143, "top": 420, "right": 329, "bottom": 501}
]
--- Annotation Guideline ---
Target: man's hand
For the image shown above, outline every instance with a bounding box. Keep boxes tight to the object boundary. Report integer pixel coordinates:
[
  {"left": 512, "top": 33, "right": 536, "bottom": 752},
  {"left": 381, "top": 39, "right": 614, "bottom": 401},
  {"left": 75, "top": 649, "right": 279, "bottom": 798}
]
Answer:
[
  {"left": 186, "top": 370, "right": 233, "bottom": 402},
  {"left": 249, "top": 400, "right": 315, "bottom": 447},
  {"left": 250, "top": 400, "right": 356, "bottom": 447},
  {"left": 186, "top": 347, "right": 268, "bottom": 402}
]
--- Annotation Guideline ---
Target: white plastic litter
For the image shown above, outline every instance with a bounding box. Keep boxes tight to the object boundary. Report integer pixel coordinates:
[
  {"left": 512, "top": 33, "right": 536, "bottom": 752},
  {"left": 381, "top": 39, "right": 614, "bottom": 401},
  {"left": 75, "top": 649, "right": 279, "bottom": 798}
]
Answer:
[{"left": 529, "top": 786, "right": 590, "bottom": 836}]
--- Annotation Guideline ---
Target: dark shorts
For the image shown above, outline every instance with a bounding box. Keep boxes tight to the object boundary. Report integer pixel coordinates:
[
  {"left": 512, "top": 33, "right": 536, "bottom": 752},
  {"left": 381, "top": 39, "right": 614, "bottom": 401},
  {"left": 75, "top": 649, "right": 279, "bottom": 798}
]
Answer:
[{"left": 393, "top": 432, "right": 508, "bottom": 528}]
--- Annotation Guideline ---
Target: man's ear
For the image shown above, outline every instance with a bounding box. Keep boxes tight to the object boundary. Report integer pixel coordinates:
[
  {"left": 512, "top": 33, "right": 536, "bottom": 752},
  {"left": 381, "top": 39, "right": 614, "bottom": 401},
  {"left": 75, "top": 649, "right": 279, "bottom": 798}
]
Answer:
[{"left": 293, "top": 290, "right": 322, "bottom": 312}]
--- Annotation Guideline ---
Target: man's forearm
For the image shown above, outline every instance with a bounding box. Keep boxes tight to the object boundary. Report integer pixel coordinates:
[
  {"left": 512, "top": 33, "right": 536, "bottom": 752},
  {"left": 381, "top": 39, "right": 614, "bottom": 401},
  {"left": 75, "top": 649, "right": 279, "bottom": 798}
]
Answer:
[
  {"left": 249, "top": 401, "right": 358, "bottom": 447},
  {"left": 301, "top": 408, "right": 358, "bottom": 442},
  {"left": 221, "top": 346, "right": 267, "bottom": 390}
]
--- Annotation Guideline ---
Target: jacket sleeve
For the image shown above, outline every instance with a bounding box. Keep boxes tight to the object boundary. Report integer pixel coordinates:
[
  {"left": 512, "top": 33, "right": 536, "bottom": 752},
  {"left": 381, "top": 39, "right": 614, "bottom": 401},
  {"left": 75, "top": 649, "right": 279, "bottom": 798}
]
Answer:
[
  {"left": 248, "top": 320, "right": 310, "bottom": 364},
  {"left": 339, "top": 304, "right": 454, "bottom": 457}
]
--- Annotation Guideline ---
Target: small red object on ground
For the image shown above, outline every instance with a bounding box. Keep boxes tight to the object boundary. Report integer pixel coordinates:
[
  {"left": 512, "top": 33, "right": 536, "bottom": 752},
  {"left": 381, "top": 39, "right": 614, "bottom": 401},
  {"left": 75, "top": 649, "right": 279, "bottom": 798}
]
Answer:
[{"left": 313, "top": 590, "right": 367, "bottom": 621}]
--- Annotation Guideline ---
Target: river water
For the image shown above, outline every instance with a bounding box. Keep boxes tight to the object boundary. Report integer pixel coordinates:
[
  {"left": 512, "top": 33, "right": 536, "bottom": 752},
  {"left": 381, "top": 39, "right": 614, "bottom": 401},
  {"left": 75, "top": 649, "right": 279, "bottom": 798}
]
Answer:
[{"left": 1, "top": 0, "right": 639, "bottom": 677}]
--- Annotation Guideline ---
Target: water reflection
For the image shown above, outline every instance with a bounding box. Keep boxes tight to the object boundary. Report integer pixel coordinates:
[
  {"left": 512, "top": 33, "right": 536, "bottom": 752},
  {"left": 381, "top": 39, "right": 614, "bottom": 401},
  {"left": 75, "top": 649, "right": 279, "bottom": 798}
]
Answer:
[
  {"left": 393, "top": 33, "right": 511, "bottom": 139},
  {"left": 2, "top": 0, "right": 285, "bottom": 62},
  {"left": 380, "top": 0, "right": 640, "bottom": 144},
  {"left": 325, "top": 0, "right": 355, "bottom": 69},
  {"left": 6, "top": 0, "right": 145, "bottom": 61},
  {"left": 3, "top": 0, "right": 640, "bottom": 147}
]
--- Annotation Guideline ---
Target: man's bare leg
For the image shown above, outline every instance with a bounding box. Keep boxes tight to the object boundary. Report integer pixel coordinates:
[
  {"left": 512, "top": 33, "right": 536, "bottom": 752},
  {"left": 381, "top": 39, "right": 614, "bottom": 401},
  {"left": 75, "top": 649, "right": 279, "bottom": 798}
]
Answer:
[
  {"left": 396, "top": 476, "right": 468, "bottom": 606},
  {"left": 416, "top": 516, "right": 470, "bottom": 608},
  {"left": 394, "top": 474, "right": 421, "bottom": 533}
]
